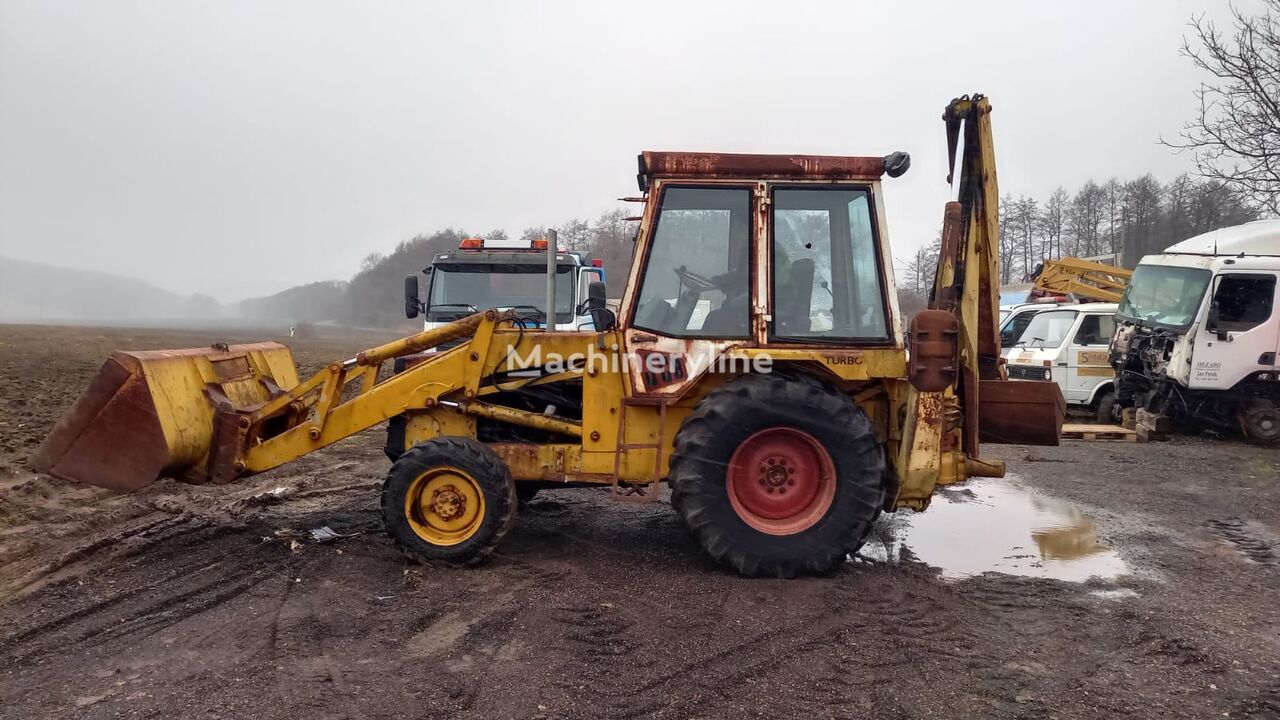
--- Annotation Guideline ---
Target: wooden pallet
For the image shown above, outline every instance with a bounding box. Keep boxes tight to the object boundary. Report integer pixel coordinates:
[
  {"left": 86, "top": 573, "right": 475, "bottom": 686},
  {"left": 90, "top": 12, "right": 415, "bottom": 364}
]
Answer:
[{"left": 1061, "top": 423, "right": 1139, "bottom": 442}]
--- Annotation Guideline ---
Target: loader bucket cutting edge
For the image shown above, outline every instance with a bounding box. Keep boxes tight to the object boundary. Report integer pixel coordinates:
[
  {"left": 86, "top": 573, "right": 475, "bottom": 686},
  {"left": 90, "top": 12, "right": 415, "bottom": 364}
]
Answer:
[{"left": 31, "top": 342, "right": 300, "bottom": 492}]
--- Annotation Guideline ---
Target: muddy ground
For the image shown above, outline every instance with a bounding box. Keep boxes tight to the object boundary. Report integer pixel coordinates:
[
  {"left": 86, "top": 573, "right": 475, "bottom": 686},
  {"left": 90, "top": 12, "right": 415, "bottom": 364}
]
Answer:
[{"left": 1, "top": 323, "right": 1279, "bottom": 719}]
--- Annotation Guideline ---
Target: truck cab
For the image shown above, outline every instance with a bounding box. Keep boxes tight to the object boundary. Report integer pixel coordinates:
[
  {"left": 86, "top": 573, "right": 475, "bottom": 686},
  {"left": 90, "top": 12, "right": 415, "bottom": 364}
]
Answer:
[
  {"left": 405, "top": 236, "right": 607, "bottom": 333},
  {"left": 1007, "top": 302, "right": 1119, "bottom": 422},
  {"left": 1110, "top": 220, "right": 1280, "bottom": 443}
]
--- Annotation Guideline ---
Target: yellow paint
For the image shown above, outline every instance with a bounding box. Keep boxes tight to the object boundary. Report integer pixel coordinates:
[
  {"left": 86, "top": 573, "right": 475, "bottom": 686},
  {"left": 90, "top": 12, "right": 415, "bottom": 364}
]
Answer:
[
  {"left": 1033, "top": 257, "right": 1131, "bottom": 303},
  {"left": 1077, "top": 367, "right": 1115, "bottom": 377},
  {"left": 403, "top": 468, "right": 485, "bottom": 546}
]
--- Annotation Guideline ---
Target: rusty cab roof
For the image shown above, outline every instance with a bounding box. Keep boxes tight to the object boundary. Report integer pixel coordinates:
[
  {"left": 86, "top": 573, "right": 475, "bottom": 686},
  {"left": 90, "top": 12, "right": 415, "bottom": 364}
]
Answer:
[{"left": 636, "top": 151, "right": 909, "bottom": 191}]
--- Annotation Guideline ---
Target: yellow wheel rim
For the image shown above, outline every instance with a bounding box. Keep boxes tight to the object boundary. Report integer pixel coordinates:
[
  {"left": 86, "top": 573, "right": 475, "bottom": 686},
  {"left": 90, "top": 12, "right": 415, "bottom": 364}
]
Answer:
[{"left": 403, "top": 468, "right": 486, "bottom": 546}]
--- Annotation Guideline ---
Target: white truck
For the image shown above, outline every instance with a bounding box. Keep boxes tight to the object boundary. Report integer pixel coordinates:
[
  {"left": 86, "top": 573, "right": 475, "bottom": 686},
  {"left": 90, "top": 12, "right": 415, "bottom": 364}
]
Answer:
[
  {"left": 1110, "top": 220, "right": 1280, "bottom": 444},
  {"left": 1006, "top": 302, "right": 1119, "bottom": 423},
  {"left": 404, "top": 236, "right": 607, "bottom": 332}
]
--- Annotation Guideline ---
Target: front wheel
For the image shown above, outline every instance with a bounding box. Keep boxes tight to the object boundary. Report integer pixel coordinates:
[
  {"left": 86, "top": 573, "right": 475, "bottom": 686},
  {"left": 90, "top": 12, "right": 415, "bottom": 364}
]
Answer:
[
  {"left": 1094, "top": 390, "right": 1118, "bottom": 425},
  {"left": 670, "top": 373, "right": 885, "bottom": 578},
  {"left": 381, "top": 437, "right": 517, "bottom": 566},
  {"left": 1240, "top": 400, "right": 1280, "bottom": 446}
]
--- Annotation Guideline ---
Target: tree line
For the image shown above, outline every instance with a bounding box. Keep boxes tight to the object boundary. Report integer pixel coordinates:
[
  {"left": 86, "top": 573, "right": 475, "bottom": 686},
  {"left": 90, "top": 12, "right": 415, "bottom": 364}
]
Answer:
[
  {"left": 900, "top": 173, "right": 1261, "bottom": 296},
  {"left": 239, "top": 209, "right": 637, "bottom": 329}
]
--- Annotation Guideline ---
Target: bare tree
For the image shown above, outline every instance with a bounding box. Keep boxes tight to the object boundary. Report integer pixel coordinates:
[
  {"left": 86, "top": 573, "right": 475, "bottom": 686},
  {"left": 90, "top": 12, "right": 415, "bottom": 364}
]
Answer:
[
  {"left": 518, "top": 226, "right": 546, "bottom": 244},
  {"left": 1068, "top": 181, "right": 1106, "bottom": 257},
  {"left": 1040, "top": 187, "right": 1068, "bottom": 260},
  {"left": 1121, "top": 175, "right": 1164, "bottom": 265},
  {"left": 1165, "top": 3, "right": 1280, "bottom": 213},
  {"left": 998, "top": 193, "right": 1018, "bottom": 283},
  {"left": 1008, "top": 195, "right": 1040, "bottom": 280},
  {"left": 1102, "top": 178, "right": 1123, "bottom": 253},
  {"left": 903, "top": 237, "right": 941, "bottom": 293},
  {"left": 556, "top": 218, "right": 592, "bottom": 252}
]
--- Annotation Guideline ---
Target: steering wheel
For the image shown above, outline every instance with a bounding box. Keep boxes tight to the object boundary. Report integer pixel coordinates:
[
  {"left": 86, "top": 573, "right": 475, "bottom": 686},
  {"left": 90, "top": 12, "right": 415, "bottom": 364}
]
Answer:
[{"left": 673, "top": 265, "right": 717, "bottom": 292}]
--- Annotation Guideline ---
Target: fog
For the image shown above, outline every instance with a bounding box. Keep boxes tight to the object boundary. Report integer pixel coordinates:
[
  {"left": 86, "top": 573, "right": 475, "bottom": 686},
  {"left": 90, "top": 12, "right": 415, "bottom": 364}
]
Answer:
[{"left": 0, "top": 0, "right": 1261, "bottom": 302}]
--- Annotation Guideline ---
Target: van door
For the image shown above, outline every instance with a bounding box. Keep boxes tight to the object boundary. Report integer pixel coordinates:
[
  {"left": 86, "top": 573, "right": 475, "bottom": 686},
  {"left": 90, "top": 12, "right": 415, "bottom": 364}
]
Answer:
[
  {"left": 1066, "top": 313, "right": 1116, "bottom": 404},
  {"left": 1191, "top": 272, "right": 1280, "bottom": 390}
]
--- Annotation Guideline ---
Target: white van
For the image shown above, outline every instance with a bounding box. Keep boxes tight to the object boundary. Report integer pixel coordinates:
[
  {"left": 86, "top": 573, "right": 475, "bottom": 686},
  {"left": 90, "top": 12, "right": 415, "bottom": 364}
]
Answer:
[
  {"left": 999, "top": 300, "right": 1075, "bottom": 359},
  {"left": 1006, "top": 303, "right": 1119, "bottom": 423}
]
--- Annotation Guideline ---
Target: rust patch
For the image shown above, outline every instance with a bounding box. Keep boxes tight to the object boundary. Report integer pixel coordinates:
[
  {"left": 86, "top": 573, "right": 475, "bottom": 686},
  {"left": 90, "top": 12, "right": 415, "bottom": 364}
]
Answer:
[
  {"left": 30, "top": 355, "right": 172, "bottom": 492},
  {"left": 640, "top": 151, "right": 886, "bottom": 182},
  {"left": 907, "top": 310, "right": 959, "bottom": 392}
]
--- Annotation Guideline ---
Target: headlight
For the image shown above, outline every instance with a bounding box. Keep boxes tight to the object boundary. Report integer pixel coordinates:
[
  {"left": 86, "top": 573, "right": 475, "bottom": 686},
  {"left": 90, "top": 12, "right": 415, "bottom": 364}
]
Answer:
[{"left": 1043, "top": 368, "right": 1052, "bottom": 381}]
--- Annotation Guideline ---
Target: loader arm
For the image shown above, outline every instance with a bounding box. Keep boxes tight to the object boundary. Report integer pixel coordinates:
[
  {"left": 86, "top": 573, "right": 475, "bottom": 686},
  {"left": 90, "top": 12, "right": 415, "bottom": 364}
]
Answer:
[
  {"left": 1031, "top": 257, "right": 1133, "bottom": 303},
  {"left": 32, "top": 310, "right": 543, "bottom": 489}
]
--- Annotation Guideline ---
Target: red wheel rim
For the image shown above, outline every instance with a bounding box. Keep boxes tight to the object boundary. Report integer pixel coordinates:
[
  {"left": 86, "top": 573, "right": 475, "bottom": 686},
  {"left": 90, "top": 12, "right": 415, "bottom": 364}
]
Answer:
[{"left": 726, "top": 427, "right": 836, "bottom": 536}]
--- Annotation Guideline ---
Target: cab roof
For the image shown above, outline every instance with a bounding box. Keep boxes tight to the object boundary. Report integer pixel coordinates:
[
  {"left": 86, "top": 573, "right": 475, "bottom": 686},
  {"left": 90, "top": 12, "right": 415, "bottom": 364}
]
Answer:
[
  {"left": 636, "top": 151, "right": 909, "bottom": 190},
  {"left": 1165, "top": 219, "right": 1280, "bottom": 257}
]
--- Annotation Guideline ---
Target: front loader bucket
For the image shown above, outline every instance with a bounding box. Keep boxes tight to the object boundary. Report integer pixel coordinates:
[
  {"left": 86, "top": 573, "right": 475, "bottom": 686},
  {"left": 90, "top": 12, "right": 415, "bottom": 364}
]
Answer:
[{"left": 31, "top": 343, "right": 299, "bottom": 491}]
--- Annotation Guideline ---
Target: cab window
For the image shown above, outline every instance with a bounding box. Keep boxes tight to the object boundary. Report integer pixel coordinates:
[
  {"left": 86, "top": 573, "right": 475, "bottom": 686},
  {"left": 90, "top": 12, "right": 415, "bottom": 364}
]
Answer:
[
  {"left": 771, "top": 187, "right": 888, "bottom": 341},
  {"left": 1212, "top": 274, "right": 1276, "bottom": 332},
  {"left": 633, "top": 186, "right": 751, "bottom": 338},
  {"left": 1000, "top": 310, "right": 1038, "bottom": 347},
  {"left": 1072, "top": 314, "right": 1116, "bottom": 346}
]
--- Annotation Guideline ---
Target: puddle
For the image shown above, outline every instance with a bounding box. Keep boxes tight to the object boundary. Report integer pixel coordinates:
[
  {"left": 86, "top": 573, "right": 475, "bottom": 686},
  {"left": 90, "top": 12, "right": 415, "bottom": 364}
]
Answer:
[{"left": 862, "top": 477, "right": 1128, "bottom": 582}]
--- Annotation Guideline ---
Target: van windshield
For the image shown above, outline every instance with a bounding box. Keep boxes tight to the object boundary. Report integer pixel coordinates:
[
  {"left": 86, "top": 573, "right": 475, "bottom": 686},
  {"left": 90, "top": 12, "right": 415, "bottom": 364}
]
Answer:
[
  {"left": 1014, "top": 309, "right": 1078, "bottom": 349},
  {"left": 1116, "top": 264, "right": 1211, "bottom": 331}
]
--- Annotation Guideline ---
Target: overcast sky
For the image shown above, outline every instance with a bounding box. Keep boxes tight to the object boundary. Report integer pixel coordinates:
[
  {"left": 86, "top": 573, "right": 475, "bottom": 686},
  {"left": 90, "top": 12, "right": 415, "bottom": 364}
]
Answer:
[{"left": 0, "top": 1, "right": 1261, "bottom": 301}]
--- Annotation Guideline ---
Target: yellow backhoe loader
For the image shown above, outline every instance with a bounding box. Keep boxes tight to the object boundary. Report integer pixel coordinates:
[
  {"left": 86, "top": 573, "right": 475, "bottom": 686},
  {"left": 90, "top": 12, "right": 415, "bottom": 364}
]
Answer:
[{"left": 32, "top": 94, "right": 1065, "bottom": 577}]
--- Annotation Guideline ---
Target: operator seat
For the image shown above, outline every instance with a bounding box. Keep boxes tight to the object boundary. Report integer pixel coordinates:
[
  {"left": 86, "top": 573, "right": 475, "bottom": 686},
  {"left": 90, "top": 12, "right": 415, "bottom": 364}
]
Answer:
[{"left": 776, "top": 259, "right": 815, "bottom": 335}]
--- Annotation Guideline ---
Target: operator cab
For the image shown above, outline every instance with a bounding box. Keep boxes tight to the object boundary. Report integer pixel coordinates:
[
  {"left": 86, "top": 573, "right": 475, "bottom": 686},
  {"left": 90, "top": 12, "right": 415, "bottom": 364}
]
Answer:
[{"left": 624, "top": 152, "right": 902, "bottom": 352}]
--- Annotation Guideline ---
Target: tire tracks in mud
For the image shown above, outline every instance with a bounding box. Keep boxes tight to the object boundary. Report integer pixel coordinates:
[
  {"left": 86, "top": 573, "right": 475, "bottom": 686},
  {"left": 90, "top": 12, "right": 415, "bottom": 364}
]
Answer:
[
  {"left": 1209, "top": 518, "right": 1278, "bottom": 566},
  {"left": 264, "top": 552, "right": 371, "bottom": 720},
  {"left": 0, "top": 515, "right": 285, "bottom": 668}
]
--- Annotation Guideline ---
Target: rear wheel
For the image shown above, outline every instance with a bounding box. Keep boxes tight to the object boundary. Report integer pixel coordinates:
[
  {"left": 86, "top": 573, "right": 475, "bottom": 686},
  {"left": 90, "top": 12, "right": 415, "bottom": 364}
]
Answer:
[
  {"left": 381, "top": 437, "right": 517, "bottom": 566},
  {"left": 670, "top": 373, "right": 885, "bottom": 578}
]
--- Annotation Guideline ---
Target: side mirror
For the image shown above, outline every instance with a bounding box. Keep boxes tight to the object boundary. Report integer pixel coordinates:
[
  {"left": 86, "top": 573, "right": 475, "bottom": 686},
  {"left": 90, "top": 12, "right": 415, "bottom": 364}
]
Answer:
[
  {"left": 404, "top": 275, "right": 421, "bottom": 319},
  {"left": 1207, "top": 300, "right": 1227, "bottom": 340},
  {"left": 586, "top": 281, "right": 615, "bottom": 331}
]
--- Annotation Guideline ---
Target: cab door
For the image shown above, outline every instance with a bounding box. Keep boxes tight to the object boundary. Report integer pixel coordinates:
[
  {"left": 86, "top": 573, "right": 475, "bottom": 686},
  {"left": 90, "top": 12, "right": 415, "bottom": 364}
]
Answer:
[
  {"left": 574, "top": 267, "right": 605, "bottom": 329},
  {"left": 1191, "top": 272, "right": 1280, "bottom": 390},
  {"left": 1065, "top": 313, "right": 1116, "bottom": 404}
]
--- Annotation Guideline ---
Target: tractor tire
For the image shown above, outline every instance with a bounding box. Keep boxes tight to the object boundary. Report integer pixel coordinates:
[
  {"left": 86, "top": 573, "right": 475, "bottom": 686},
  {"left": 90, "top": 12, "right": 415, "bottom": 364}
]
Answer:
[
  {"left": 381, "top": 437, "right": 517, "bottom": 566},
  {"left": 1094, "top": 391, "right": 1118, "bottom": 425},
  {"left": 670, "top": 373, "right": 885, "bottom": 578}
]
